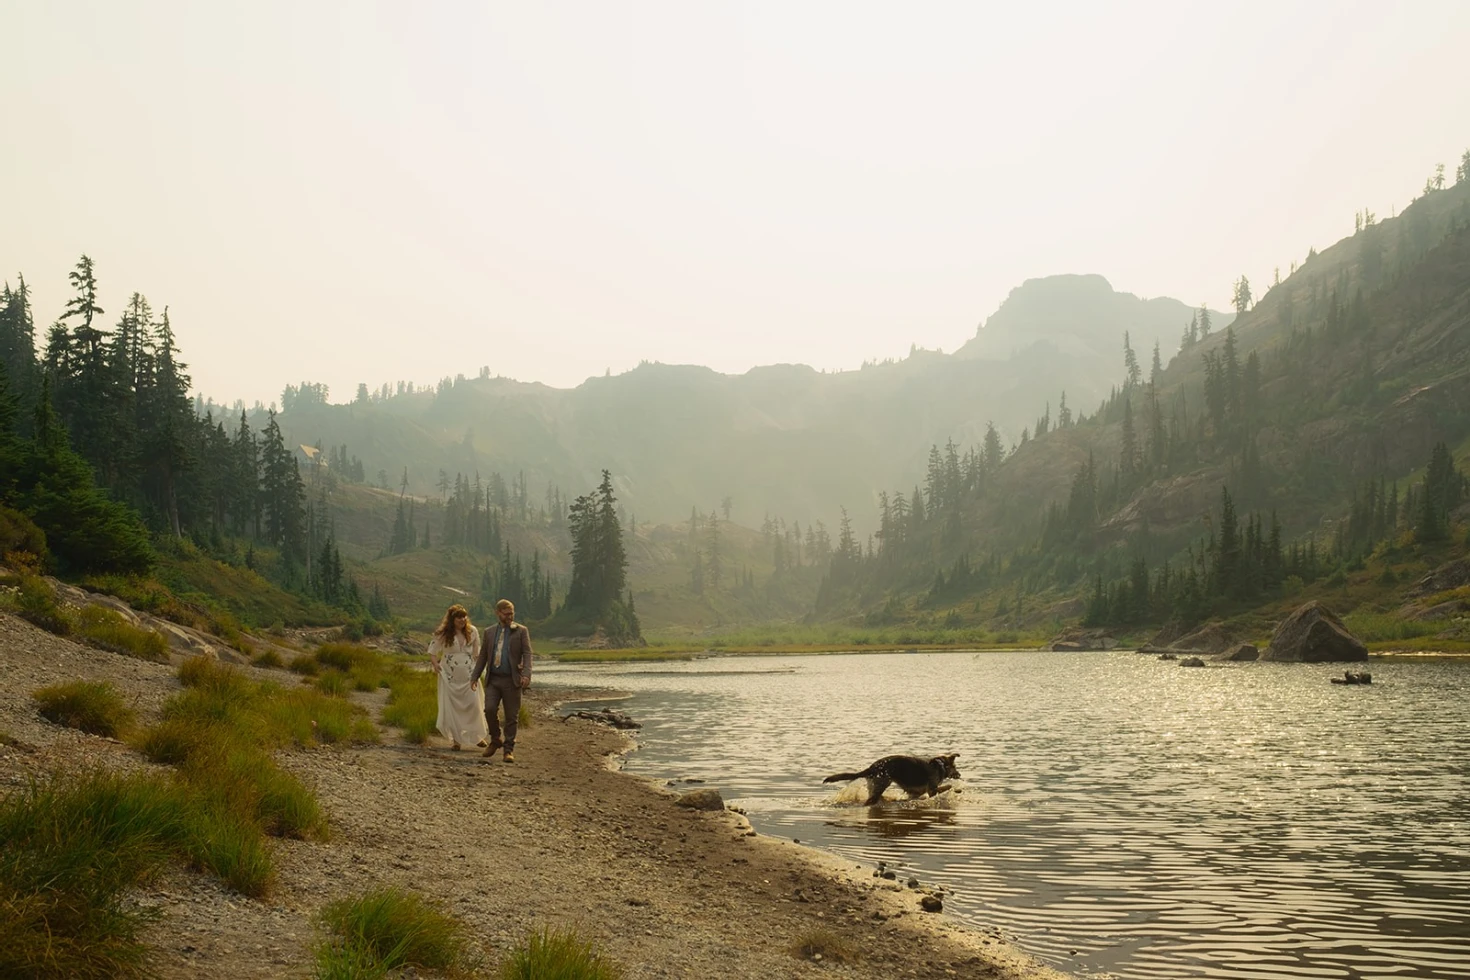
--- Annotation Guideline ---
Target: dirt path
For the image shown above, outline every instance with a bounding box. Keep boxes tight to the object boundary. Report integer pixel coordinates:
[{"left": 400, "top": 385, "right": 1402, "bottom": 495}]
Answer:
[{"left": 0, "top": 613, "right": 1071, "bottom": 979}]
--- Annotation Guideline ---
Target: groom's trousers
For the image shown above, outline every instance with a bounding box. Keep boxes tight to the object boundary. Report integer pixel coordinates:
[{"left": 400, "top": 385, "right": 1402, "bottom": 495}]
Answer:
[{"left": 484, "top": 674, "right": 522, "bottom": 749}]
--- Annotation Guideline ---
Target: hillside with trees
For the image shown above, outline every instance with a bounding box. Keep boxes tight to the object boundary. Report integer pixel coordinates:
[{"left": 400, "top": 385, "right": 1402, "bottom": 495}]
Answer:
[
  {"left": 7, "top": 151, "right": 1469, "bottom": 650},
  {"left": 804, "top": 158, "right": 1470, "bottom": 647}
]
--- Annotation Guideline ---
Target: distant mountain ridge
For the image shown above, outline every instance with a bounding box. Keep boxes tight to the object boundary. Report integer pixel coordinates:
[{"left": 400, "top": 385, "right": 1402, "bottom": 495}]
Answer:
[
  {"left": 957, "top": 273, "right": 1232, "bottom": 363},
  {"left": 273, "top": 275, "right": 1217, "bottom": 533}
]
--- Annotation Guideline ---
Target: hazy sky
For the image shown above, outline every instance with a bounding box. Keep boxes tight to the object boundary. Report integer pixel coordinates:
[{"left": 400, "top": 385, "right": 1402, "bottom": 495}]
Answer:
[{"left": 4, "top": 1, "right": 1467, "bottom": 406}]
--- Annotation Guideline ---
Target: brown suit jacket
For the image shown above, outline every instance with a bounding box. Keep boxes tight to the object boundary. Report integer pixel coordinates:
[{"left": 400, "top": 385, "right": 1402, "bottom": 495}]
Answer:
[{"left": 471, "top": 622, "right": 533, "bottom": 687}]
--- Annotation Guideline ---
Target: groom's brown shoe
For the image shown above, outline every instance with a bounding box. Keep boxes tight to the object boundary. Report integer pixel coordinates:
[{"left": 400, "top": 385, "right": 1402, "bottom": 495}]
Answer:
[
  {"left": 503, "top": 751, "right": 515, "bottom": 763},
  {"left": 482, "top": 741, "right": 502, "bottom": 758}
]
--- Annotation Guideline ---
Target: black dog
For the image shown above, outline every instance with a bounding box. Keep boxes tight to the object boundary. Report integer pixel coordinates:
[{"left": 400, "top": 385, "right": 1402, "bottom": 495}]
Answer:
[{"left": 823, "top": 753, "right": 960, "bottom": 805}]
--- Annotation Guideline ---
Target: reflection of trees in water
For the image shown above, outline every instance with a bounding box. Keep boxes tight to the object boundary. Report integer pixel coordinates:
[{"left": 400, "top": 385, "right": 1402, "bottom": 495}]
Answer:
[{"left": 827, "top": 803, "right": 958, "bottom": 841}]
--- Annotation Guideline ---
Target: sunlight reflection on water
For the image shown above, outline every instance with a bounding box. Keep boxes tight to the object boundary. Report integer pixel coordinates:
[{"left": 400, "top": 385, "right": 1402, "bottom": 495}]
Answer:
[{"left": 540, "top": 651, "right": 1470, "bottom": 980}]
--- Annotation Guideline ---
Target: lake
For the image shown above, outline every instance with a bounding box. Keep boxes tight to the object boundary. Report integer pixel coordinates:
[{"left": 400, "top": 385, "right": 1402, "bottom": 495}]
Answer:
[{"left": 539, "top": 650, "right": 1470, "bottom": 980}]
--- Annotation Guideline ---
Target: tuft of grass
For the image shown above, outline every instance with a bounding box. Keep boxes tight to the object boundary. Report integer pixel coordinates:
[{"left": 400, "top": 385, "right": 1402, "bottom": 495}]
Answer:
[
  {"left": 178, "top": 655, "right": 253, "bottom": 695},
  {"left": 73, "top": 606, "right": 170, "bottom": 661},
  {"left": 315, "top": 642, "right": 378, "bottom": 674},
  {"left": 251, "top": 648, "right": 286, "bottom": 669},
  {"left": 262, "top": 687, "right": 379, "bottom": 747},
  {"left": 312, "top": 939, "right": 393, "bottom": 980},
  {"left": 791, "top": 928, "right": 861, "bottom": 964},
  {"left": 17, "top": 574, "right": 72, "bottom": 635},
  {"left": 315, "top": 886, "right": 466, "bottom": 975},
  {"left": 32, "top": 681, "right": 136, "bottom": 738},
  {"left": 177, "top": 798, "right": 278, "bottom": 897},
  {"left": 133, "top": 716, "right": 214, "bottom": 765},
  {"left": 0, "top": 772, "right": 186, "bottom": 979},
  {"left": 314, "top": 670, "right": 351, "bottom": 697},
  {"left": 181, "top": 743, "right": 329, "bottom": 842},
  {"left": 500, "top": 927, "right": 625, "bottom": 980},
  {"left": 289, "top": 653, "right": 321, "bottom": 676},
  {"left": 381, "top": 669, "right": 436, "bottom": 744},
  {"left": 518, "top": 702, "right": 533, "bottom": 729}
]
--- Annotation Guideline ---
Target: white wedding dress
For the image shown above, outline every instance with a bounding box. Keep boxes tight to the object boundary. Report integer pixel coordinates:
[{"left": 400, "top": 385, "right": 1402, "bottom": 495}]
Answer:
[{"left": 430, "top": 627, "right": 487, "bottom": 747}]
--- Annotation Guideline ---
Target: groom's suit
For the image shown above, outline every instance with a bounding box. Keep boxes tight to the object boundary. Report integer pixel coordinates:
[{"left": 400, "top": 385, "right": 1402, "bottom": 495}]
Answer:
[{"left": 471, "top": 622, "right": 534, "bottom": 751}]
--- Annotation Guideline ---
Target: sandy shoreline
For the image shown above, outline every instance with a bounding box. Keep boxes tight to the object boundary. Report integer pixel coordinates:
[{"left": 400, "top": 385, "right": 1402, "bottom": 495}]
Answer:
[{"left": 0, "top": 613, "right": 1071, "bottom": 979}]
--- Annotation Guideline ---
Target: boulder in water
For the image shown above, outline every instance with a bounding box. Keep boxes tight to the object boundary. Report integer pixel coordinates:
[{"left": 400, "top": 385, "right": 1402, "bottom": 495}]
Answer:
[
  {"left": 1168, "top": 621, "right": 1241, "bottom": 655},
  {"left": 1045, "top": 627, "right": 1118, "bottom": 651},
  {"left": 675, "top": 788, "right": 725, "bottom": 811},
  {"left": 1262, "top": 601, "right": 1368, "bottom": 662},
  {"left": 1215, "top": 643, "right": 1259, "bottom": 662}
]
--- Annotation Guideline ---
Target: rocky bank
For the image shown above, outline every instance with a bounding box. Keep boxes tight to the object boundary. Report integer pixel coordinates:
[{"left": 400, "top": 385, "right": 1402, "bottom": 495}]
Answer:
[{"left": 0, "top": 612, "right": 1070, "bottom": 980}]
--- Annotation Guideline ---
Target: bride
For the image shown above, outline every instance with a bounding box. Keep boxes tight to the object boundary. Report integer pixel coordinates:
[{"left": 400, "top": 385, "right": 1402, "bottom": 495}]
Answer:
[{"left": 428, "top": 604, "right": 488, "bottom": 750}]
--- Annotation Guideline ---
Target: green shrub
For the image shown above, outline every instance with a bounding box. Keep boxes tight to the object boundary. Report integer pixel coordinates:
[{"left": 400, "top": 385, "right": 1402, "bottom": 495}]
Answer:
[
  {"left": 74, "top": 605, "right": 170, "bottom": 661},
  {"left": 500, "top": 927, "right": 625, "bottom": 980},
  {"left": 0, "top": 504, "right": 50, "bottom": 570},
  {"left": 316, "top": 886, "right": 466, "bottom": 975},
  {"left": 33, "top": 680, "right": 136, "bottom": 738},
  {"left": 17, "top": 574, "right": 72, "bottom": 635}
]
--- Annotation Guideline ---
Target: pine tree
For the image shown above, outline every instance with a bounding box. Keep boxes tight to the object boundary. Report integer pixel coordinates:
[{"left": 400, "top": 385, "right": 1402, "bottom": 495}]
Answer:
[
  {"left": 1222, "top": 326, "right": 1240, "bottom": 422},
  {"left": 1232, "top": 276, "right": 1252, "bottom": 315},
  {"left": 705, "top": 510, "right": 722, "bottom": 591},
  {"left": 1213, "top": 487, "right": 1240, "bottom": 596},
  {"left": 15, "top": 377, "right": 153, "bottom": 574},
  {"left": 1119, "top": 398, "right": 1138, "bottom": 481},
  {"left": 141, "top": 308, "right": 193, "bottom": 536},
  {"left": 1123, "top": 332, "right": 1141, "bottom": 389}
]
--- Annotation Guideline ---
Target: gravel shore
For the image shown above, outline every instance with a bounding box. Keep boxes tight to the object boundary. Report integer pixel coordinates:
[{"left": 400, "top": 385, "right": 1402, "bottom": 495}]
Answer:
[{"left": 0, "top": 612, "right": 1070, "bottom": 979}]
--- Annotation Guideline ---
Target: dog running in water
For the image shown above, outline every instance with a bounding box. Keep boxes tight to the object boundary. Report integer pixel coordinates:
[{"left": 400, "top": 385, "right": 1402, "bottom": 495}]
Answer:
[{"left": 823, "top": 753, "right": 960, "bottom": 805}]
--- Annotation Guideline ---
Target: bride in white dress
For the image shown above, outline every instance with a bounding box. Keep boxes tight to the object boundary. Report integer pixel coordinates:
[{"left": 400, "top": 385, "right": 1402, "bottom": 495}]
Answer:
[{"left": 428, "top": 604, "right": 488, "bottom": 750}]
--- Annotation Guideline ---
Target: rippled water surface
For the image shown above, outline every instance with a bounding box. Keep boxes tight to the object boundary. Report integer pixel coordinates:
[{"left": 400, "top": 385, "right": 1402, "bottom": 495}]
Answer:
[{"left": 539, "top": 651, "right": 1470, "bottom": 980}]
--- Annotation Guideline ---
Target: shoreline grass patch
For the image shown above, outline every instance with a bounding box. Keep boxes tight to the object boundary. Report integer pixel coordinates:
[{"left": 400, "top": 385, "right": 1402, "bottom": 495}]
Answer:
[
  {"left": 0, "top": 771, "right": 189, "bottom": 979},
  {"left": 314, "top": 886, "right": 466, "bottom": 977},
  {"left": 499, "top": 927, "right": 625, "bottom": 980},
  {"left": 32, "top": 680, "right": 136, "bottom": 738},
  {"left": 381, "top": 669, "right": 436, "bottom": 744}
]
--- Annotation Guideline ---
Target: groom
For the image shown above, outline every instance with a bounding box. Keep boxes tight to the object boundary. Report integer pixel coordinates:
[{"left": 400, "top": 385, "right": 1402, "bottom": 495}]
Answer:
[{"left": 471, "top": 599, "right": 533, "bottom": 762}]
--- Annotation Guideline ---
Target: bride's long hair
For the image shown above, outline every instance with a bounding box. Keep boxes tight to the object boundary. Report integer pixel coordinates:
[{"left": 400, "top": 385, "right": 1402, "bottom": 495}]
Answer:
[{"left": 434, "top": 604, "right": 472, "bottom": 645}]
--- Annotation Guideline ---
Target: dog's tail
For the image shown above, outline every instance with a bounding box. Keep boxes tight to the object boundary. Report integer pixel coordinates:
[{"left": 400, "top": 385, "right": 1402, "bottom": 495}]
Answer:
[{"left": 823, "top": 766, "right": 872, "bottom": 784}]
